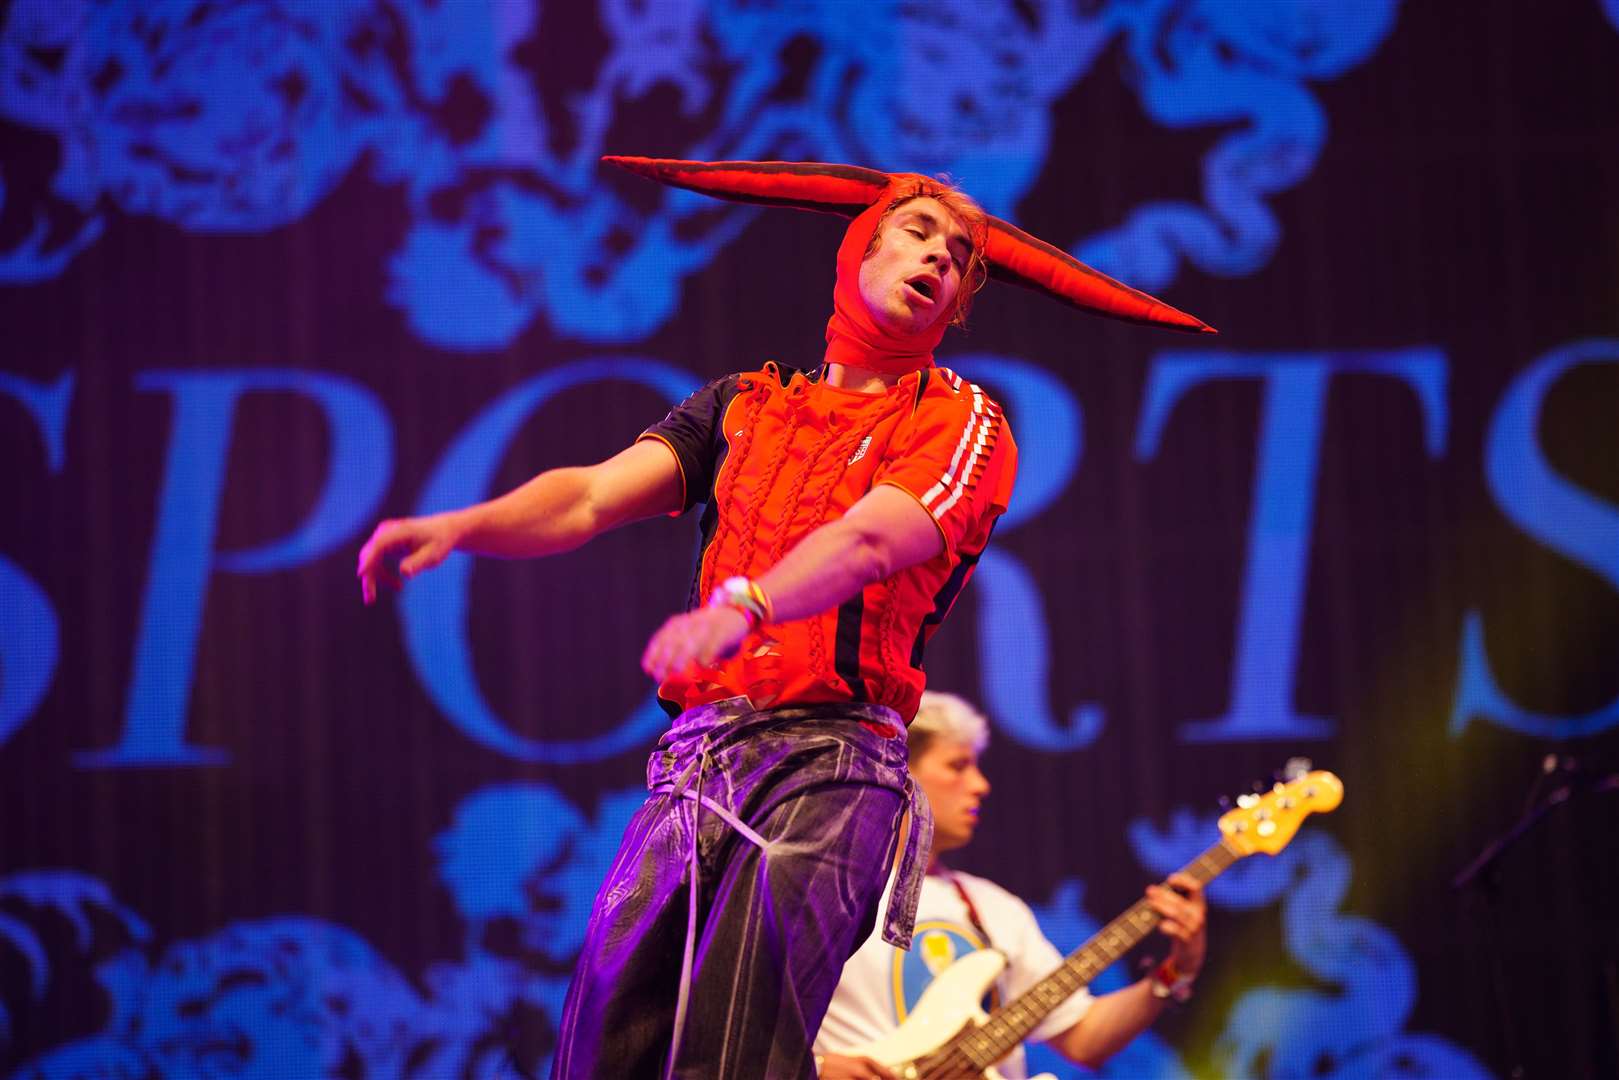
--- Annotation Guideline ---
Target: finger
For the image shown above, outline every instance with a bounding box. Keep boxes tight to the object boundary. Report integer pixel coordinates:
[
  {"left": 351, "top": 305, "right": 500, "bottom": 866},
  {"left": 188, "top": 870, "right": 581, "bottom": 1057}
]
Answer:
[
  {"left": 357, "top": 535, "right": 385, "bottom": 604},
  {"left": 1146, "top": 887, "right": 1193, "bottom": 926},
  {"left": 642, "top": 628, "right": 668, "bottom": 678},
  {"left": 697, "top": 617, "right": 738, "bottom": 667},
  {"left": 1146, "top": 887, "right": 1198, "bottom": 913},
  {"left": 646, "top": 618, "right": 687, "bottom": 679},
  {"left": 674, "top": 615, "right": 715, "bottom": 672},
  {"left": 862, "top": 1058, "right": 898, "bottom": 1080},
  {"left": 358, "top": 525, "right": 413, "bottom": 594},
  {"left": 360, "top": 562, "right": 401, "bottom": 604},
  {"left": 1166, "top": 872, "right": 1204, "bottom": 899},
  {"left": 356, "top": 522, "right": 399, "bottom": 573},
  {"left": 644, "top": 616, "right": 679, "bottom": 672},
  {"left": 664, "top": 619, "right": 696, "bottom": 675},
  {"left": 356, "top": 532, "right": 381, "bottom": 576},
  {"left": 398, "top": 543, "right": 440, "bottom": 579},
  {"left": 673, "top": 630, "right": 704, "bottom": 675},
  {"left": 653, "top": 642, "right": 680, "bottom": 680},
  {"left": 1152, "top": 882, "right": 1202, "bottom": 924}
]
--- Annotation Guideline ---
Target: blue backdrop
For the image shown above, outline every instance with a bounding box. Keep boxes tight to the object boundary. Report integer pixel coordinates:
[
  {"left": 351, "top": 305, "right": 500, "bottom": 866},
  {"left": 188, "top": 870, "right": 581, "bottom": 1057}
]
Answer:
[{"left": 3, "top": 1, "right": 1617, "bottom": 1076}]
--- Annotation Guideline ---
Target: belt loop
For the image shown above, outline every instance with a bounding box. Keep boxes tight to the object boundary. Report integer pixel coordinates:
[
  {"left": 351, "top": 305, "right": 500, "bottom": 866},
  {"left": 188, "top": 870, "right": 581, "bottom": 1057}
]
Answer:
[{"left": 881, "top": 775, "right": 933, "bottom": 949}]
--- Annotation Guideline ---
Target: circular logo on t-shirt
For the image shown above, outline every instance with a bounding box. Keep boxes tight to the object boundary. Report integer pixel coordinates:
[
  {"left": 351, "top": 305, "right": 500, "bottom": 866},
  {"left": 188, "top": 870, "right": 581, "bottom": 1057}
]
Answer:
[{"left": 890, "top": 920, "right": 997, "bottom": 1022}]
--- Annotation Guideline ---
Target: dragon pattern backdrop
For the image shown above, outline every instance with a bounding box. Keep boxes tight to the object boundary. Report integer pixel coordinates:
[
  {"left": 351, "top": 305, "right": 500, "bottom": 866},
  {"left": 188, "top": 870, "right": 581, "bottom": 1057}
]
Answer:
[{"left": 2, "top": 1, "right": 1617, "bottom": 1076}]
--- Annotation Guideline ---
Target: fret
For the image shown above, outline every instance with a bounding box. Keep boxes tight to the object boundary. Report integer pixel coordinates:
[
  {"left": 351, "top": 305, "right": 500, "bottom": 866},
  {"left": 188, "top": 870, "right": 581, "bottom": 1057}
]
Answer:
[{"left": 978, "top": 1025, "right": 1011, "bottom": 1064}]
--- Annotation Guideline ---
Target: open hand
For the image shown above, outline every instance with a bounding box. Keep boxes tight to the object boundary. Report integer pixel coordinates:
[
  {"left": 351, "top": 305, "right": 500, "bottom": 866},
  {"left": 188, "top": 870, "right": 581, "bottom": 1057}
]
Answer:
[
  {"left": 641, "top": 606, "right": 751, "bottom": 680},
  {"left": 356, "top": 515, "right": 460, "bottom": 604}
]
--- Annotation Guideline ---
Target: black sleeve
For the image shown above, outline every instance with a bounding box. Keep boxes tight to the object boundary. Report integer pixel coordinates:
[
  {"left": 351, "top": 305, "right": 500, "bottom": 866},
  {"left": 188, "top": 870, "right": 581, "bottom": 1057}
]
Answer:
[{"left": 639, "top": 373, "right": 741, "bottom": 513}]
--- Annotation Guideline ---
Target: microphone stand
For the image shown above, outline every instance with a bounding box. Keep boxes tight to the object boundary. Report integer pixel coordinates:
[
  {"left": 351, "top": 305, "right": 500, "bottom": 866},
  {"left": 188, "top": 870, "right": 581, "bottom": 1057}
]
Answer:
[
  {"left": 1451, "top": 756, "right": 1576, "bottom": 892},
  {"left": 1451, "top": 756, "right": 1619, "bottom": 1079}
]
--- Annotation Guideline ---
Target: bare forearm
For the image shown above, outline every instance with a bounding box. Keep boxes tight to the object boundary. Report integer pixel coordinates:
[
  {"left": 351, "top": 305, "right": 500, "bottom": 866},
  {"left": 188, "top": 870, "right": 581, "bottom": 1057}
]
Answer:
[
  {"left": 638, "top": 484, "right": 939, "bottom": 678},
  {"left": 448, "top": 466, "right": 601, "bottom": 558},
  {"left": 1055, "top": 979, "right": 1169, "bottom": 1068},
  {"left": 454, "top": 438, "right": 688, "bottom": 558},
  {"left": 360, "top": 441, "right": 682, "bottom": 603},
  {"left": 1057, "top": 874, "right": 1206, "bottom": 1066},
  {"left": 754, "top": 517, "right": 893, "bottom": 623}
]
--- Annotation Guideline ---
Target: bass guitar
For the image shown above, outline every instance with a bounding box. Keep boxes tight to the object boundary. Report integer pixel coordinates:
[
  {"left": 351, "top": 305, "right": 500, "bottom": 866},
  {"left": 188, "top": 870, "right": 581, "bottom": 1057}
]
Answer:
[{"left": 831, "top": 767, "right": 1344, "bottom": 1079}]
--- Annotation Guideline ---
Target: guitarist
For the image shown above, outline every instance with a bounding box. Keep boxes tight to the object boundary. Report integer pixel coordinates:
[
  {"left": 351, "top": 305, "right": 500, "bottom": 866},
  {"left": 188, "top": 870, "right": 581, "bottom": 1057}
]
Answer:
[{"left": 815, "top": 692, "right": 1208, "bottom": 1079}]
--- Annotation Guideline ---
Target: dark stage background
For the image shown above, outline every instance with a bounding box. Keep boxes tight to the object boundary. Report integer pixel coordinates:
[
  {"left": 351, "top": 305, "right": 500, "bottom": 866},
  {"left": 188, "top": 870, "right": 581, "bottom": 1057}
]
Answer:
[{"left": 3, "top": 1, "right": 1618, "bottom": 1077}]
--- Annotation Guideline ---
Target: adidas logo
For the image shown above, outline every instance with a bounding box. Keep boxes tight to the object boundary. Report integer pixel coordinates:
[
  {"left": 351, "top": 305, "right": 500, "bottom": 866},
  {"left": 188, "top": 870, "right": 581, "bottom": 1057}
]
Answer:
[{"left": 848, "top": 435, "right": 872, "bottom": 465}]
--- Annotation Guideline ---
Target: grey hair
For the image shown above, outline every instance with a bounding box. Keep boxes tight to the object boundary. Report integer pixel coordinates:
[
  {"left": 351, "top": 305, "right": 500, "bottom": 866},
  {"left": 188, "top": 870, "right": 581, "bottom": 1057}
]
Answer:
[{"left": 908, "top": 690, "right": 990, "bottom": 761}]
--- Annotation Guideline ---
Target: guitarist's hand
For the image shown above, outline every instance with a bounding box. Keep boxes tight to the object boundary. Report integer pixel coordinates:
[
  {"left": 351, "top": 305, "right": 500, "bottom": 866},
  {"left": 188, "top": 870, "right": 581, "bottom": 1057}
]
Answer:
[
  {"left": 818, "top": 1052, "right": 898, "bottom": 1079},
  {"left": 1145, "top": 871, "right": 1207, "bottom": 979}
]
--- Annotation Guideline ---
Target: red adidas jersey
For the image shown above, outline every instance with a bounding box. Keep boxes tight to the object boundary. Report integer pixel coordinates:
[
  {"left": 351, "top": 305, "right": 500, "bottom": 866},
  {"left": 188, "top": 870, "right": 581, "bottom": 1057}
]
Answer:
[{"left": 640, "top": 362, "right": 1017, "bottom": 723}]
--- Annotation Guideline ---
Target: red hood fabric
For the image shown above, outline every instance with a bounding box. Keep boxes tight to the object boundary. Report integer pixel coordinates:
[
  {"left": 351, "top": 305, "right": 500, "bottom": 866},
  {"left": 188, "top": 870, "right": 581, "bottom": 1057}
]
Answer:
[{"left": 824, "top": 174, "right": 977, "bottom": 375}]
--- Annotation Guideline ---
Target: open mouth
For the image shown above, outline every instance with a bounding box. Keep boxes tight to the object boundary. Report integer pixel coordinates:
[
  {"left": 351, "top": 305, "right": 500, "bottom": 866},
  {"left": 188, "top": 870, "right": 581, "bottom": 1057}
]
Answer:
[{"left": 905, "top": 276, "right": 936, "bottom": 303}]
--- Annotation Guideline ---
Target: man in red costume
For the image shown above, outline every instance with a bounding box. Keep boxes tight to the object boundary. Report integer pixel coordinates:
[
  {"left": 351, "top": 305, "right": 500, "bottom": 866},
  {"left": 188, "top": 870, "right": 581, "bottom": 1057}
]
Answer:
[{"left": 357, "top": 159, "right": 1211, "bottom": 1079}]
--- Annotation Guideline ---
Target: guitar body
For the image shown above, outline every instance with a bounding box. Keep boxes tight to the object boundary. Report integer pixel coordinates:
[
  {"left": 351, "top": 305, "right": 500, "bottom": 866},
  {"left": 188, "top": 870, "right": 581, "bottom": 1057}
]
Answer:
[{"left": 833, "top": 949, "right": 1027, "bottom": 1079}]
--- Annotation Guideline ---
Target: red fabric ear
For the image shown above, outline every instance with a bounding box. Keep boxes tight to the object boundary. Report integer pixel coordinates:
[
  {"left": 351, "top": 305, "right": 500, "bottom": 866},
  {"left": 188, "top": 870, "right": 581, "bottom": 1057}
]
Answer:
[
  {"left": 984, "top": 217, "right": 1216, "bottom": 334},
  {"left": 604, "top": 155, "right": 1217, "bottom": 335},
  {"left": 601, "top": 156, "right": 889, "bottom": 217}
]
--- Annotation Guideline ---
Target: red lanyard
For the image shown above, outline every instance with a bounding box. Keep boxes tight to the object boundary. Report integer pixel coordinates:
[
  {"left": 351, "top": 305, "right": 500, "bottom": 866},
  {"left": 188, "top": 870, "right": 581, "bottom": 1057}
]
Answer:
[
  {"left": 943, "top": 870, "right": 1001, "bottom": 1011},
  {"left": 946, "top": 870, "right": 996, "bottom": 951}
]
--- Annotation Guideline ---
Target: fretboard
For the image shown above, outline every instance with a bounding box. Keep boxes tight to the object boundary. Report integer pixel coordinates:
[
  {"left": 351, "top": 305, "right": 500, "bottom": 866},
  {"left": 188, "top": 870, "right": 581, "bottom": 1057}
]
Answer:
[{"left": 953, "top": 839, "right": 1239, "bottom": 1069}]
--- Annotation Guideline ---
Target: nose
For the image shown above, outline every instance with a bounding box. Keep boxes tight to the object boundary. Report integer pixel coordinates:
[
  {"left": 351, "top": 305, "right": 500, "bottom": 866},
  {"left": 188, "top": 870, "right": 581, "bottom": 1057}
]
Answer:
[
  {"left": 923, "top": 239, "right": 952, "bottom": 274},
  {"left": 969, "top": 766, "right": 990, "bottom": 796}
]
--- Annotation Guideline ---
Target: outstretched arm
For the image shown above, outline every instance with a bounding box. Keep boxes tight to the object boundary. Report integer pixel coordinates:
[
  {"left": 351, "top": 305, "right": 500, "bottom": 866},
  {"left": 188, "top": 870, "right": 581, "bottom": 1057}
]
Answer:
[
  {"left": 641, "top": 484, "right": 943, "bottom": 677},
  {"left": 1048, "top": 872, "right": 1207, "bottom": 1068},
  {"left": 357, "top": 439, "right": 683, "bottom": 604}
]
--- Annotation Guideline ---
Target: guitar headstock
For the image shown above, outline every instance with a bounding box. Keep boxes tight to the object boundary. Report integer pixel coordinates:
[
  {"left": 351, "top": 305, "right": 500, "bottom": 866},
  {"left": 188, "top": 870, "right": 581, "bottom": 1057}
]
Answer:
[{"left": 1218, "top": 769, "right": 1343, "bottom": 856}]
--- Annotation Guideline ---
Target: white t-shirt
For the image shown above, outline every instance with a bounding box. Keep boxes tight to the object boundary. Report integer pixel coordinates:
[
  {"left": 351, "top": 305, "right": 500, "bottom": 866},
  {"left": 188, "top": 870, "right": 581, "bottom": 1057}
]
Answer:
[{"left": 816, "top": 868, "right": 1094, "bottom": 1080}]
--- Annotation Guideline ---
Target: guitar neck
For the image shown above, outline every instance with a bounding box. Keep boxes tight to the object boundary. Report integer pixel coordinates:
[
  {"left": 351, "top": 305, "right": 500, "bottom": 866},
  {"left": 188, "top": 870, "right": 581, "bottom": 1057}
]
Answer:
[{"left": 957, "top": 838, "right": 1240, "bottom": 1068}]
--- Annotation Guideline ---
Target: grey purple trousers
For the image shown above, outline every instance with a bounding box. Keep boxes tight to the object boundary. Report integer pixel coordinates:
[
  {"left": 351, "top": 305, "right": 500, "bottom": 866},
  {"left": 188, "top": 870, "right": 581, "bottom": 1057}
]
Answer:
[{"left": 550, "top": 698, "right": 931, "bottom": 1079}]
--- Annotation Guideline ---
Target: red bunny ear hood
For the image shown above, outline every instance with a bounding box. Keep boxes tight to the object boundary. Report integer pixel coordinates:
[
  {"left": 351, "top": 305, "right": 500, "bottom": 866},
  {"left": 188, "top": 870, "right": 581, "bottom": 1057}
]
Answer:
[{"left": 603, "top": 156, "right": 1217, "bottom": 360}]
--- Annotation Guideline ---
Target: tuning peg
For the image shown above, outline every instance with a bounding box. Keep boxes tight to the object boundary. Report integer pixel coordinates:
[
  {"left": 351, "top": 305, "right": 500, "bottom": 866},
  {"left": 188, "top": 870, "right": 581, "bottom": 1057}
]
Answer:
[{"left": 1282, "top": 757, "right": 1313, "bottom": 781}]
